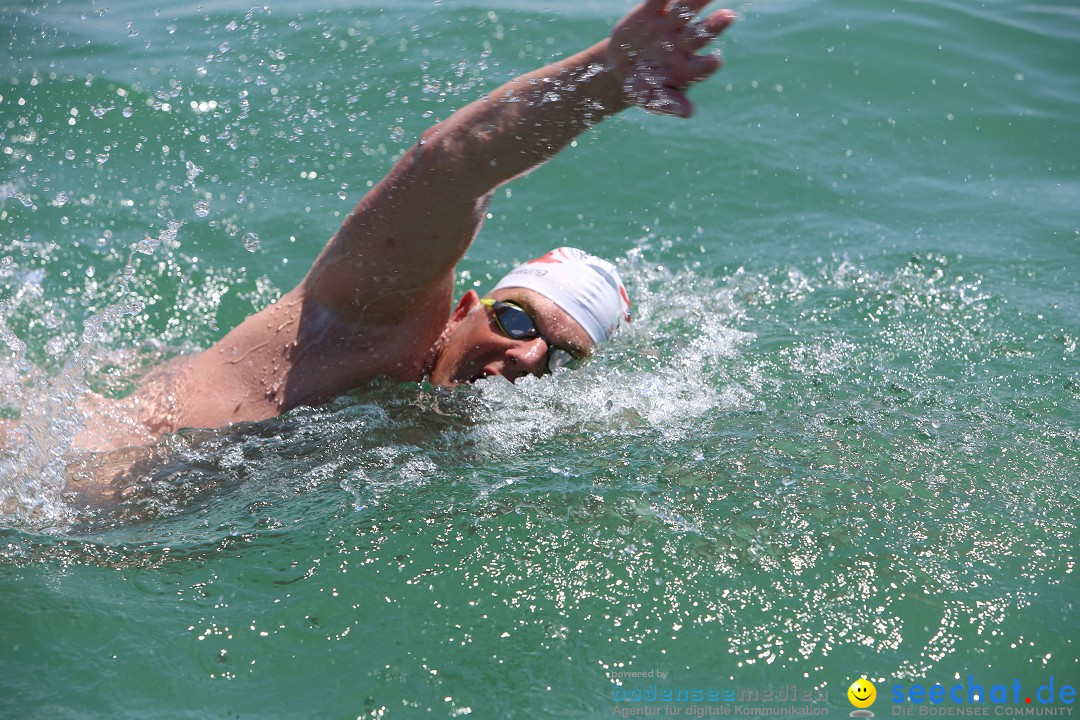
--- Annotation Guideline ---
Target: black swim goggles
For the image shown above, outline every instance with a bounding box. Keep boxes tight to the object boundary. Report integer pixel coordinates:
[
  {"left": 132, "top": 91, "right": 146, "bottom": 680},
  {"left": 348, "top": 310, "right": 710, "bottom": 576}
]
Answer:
[{"left": 480, "top": 298, "right": 579, "bottom": 373}]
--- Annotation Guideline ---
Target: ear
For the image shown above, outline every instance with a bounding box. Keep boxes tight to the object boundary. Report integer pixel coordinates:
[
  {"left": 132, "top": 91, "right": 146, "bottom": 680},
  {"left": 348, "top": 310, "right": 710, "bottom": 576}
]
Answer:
[{"left": 448, "top": 289, "right": 482, "bottom": 324}]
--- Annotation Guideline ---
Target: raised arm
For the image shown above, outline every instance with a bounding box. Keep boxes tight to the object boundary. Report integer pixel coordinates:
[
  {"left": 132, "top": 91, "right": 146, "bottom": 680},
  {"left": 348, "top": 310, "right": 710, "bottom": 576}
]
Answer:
[{"left": 302, "top": 0, "right": 735, "bottom": 322}]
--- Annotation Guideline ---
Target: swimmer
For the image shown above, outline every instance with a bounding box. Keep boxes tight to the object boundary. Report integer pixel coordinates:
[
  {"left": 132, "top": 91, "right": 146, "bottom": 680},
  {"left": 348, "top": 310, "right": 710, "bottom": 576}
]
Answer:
[{"left": 86, "top": 0, "right": 736, "bottom": 448}]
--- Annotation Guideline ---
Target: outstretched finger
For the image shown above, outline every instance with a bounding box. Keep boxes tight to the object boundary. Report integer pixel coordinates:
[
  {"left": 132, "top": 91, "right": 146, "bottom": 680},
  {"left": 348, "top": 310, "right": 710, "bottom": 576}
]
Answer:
[
  {"left": 661, "top": 1, "right": 704, "bottom": 29},
  {"left": 680, "top": 0, "right": 717, "bottom": 15},
  {"left": 676, "top": 53, "right": 723, "bottom": 87},
  {"left": 647, "top": 86, "right": 694, "bottom": 118},
  {"left": 680, "top": 9, "right": 736, "bottom": 52},
  {"left": 643, "top": 0, "right": 671, "bottom": 16}
]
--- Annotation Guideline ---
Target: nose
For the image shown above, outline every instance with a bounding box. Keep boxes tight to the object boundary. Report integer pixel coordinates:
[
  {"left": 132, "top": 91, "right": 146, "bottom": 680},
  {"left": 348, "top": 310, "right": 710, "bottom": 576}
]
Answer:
[{"left": 501, "top": 337, "right": 549, "bottom": 379}]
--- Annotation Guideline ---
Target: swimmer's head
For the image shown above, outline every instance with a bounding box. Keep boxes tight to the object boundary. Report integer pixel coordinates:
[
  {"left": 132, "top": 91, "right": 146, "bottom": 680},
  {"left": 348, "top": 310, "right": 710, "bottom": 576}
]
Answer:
[
  {"left": 492, "top": 247, "right": 631, "bottom": 343},
  {"left": 426, "top": 248, "right": 630, "bottom": 385}
]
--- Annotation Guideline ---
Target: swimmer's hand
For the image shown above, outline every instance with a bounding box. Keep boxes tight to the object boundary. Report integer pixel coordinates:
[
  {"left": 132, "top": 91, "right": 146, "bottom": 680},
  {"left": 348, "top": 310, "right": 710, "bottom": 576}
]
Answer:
[{"left": 608, "top": 0, "right": 736, "bottom": 118}]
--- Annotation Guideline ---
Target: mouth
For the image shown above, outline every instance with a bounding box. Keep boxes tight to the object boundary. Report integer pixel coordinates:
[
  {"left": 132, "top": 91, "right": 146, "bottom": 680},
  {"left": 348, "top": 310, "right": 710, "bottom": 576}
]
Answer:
[
  {"left": 480, "top": 361, "right": 506, "bottom": 380},
  {"left": 463, "top": 363, "right": 499, "bottom": 383}
]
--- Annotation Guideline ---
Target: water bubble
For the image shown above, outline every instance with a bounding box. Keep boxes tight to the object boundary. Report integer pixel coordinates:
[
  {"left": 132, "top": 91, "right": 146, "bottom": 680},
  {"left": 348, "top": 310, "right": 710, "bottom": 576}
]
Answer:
[
  {"left": 159, "top": 220, "right": 182, "bottom": 244},
  {"left": 134, "top": 219, "right": 183, "bottom": 255},
  {"left": 247, "top": 156, "right": 259, "bottom": 169},
  {"left": 242, "top": 232, "right": 260, "bottom": 252},
  {"left": 64, "top": 149, "right": 76, "bottom": 160},
  {"left": 186, "top": 160, "right": 202, "bottom": 183},
  {"left": 54, "top": 191, "right": 68, "bottom": 207},
  {"left": 45, "top": 336, "right": 67, "bottom": 356},
  {"left": 135, "top": 235, "right": 156, "bottom": 255},
  {"left": 194, "top": 199, "right": 211, "bottom": 217},
  {"left": 122, "top": 106, "right": 133, "bottom": 117}
]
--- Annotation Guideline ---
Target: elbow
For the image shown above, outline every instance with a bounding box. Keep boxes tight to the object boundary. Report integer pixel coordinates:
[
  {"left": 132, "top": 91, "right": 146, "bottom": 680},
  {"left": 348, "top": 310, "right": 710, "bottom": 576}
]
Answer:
[
  {"left": 415, "top": 122, "right": 459, "bottom": 168},
  {"left": 409, "top": 121, "right": 496, "bottom": 198},
  {"left": 407, "top": 123, "right": 456, "bottom": 180}
]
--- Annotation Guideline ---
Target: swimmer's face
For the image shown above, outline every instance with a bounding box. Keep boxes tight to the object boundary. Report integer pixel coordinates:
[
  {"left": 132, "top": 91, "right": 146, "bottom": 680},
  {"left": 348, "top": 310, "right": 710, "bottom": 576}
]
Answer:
[
  {"left": 430, "top": 289, "right": 592, "bottom": 385},
  {"left": 847, "top": 679, "right": 876, "bottom": 709}
]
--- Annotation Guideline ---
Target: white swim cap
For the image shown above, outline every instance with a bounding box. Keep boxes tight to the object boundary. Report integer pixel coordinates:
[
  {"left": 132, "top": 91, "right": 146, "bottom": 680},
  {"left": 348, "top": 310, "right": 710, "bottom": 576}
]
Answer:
[{"left": 492, "top": 247, "right": 631, "bottom": 343}]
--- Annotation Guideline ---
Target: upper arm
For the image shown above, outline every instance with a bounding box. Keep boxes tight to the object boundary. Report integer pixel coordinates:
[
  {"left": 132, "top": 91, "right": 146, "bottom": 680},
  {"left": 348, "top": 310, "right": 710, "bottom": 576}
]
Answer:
[{"left": 300, "top": 138, "right": 493, "bottom": 324}]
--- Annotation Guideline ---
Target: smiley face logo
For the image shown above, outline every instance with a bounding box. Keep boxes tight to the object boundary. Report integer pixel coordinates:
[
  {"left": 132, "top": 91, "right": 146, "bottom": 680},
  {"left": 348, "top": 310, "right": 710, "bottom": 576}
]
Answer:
[{"left": 848, "top": 679, "right": 877, "bottom": 709}]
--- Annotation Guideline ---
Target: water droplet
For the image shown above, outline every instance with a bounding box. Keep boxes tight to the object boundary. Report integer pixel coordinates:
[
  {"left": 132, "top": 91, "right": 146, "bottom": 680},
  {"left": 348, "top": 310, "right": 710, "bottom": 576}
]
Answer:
[
  {"left": 134, "top": 220, "right": 183, "bottom": 255},
  {"left": 194, "top": 199, "right": 211, "bottom": 217},
  {"left": 243, "top": 232, "right": 260, "bottom": 252},
  {"left": 186, "top": 160, "right": 202, "bottom": 183},
  {"left": 45, "top": 336, "right": 67, "bottom": 356}
]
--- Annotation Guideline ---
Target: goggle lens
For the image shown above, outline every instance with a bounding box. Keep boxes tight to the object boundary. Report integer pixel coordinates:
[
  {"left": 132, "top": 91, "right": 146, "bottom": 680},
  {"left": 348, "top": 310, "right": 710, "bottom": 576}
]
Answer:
[
  {"left": 482, "top": 299, "right": 580, "bottom": 373},
  {"left": 492, "top": 303, "right": 538, "bottom": 340}
]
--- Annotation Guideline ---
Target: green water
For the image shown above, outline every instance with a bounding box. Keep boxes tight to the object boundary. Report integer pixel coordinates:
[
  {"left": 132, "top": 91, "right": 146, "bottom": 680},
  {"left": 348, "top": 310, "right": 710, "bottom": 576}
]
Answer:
[{"left": 1, "top": 0, "right": 1077, "bottom": 717}]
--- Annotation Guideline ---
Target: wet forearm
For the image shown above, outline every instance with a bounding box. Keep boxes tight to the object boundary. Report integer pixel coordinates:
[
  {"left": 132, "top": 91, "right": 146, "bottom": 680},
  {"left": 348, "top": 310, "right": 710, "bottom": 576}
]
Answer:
[{"left": 417, "top": 39, "right": 629, "bottom": 197}]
